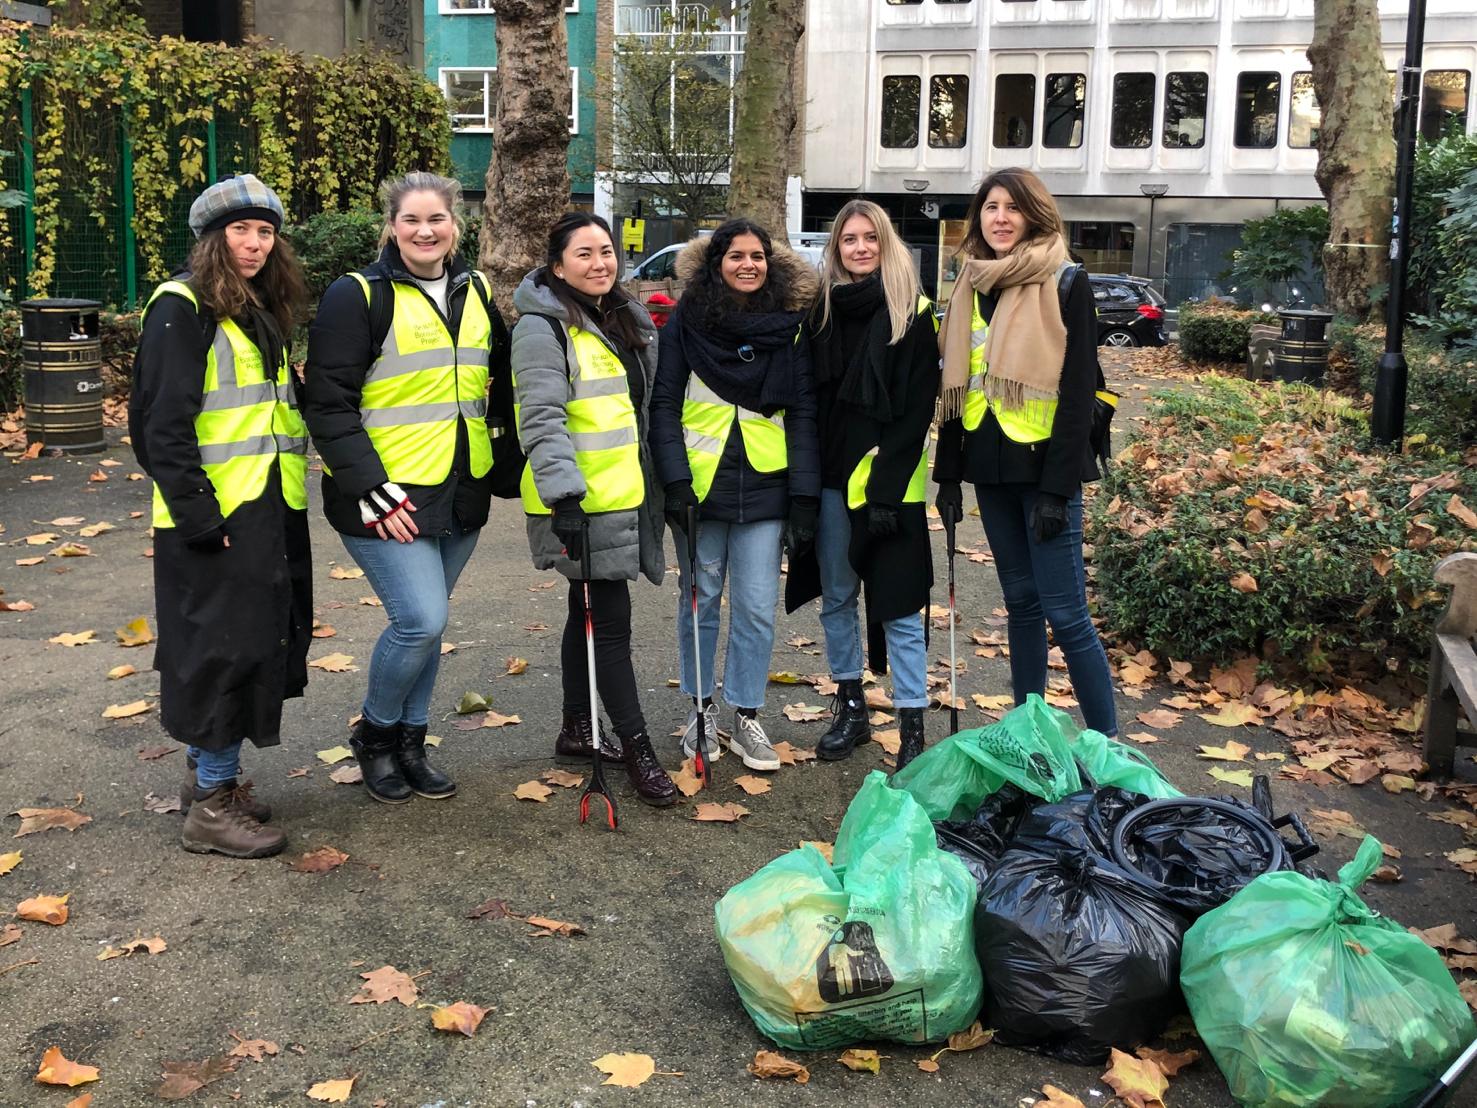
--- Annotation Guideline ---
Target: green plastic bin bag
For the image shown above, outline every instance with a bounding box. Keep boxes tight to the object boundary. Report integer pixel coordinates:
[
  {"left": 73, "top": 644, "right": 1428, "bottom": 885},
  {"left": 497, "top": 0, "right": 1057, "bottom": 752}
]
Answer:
[
  {"left": 1180, "top": 834, "right": 1475, "bottom": 1107},
  {"left": 714, "top": 772, "right": 982, "bottom": 1050},
  {"left": 892, "top": 694, "right": 1083, "bottom": 822},
  {"left": 1068, "top": 725, "right": 1181, "bottom": 799}
]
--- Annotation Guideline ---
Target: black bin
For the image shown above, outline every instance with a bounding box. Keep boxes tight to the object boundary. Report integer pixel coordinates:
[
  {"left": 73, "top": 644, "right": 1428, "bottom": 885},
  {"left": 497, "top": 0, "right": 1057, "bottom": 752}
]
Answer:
[
  {"left": 21, "top": 298, "right": 105, "bottom": 454},
  {"left": 1274, "top": 309, "right": 1333, "bottom": 386}
]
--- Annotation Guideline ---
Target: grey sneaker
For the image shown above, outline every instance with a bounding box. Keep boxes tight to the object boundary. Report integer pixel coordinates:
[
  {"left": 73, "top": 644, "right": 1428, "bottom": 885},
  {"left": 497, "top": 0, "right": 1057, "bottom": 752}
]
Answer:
[
  {"left": 730, "top": 712, "right": 780, "bottom": 772},
  {"left": 680, "top": 701, "right": 722, "bottom": 761}
]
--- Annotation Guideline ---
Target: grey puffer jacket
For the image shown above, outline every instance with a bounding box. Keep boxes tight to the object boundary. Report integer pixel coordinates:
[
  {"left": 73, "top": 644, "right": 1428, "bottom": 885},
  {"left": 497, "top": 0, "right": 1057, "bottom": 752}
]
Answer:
[{"left": 510, "top": 270, "right": 666, "bottom": 585}]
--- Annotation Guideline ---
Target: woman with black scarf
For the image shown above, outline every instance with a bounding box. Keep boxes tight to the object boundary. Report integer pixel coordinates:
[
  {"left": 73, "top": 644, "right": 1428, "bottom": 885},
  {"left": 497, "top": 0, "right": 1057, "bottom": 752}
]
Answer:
[
  {"left": 649, "top": 218, "right": 820, "bottom": 772},
  {"left": 791, "top": 200, "right": 942, "bottom": 771}
]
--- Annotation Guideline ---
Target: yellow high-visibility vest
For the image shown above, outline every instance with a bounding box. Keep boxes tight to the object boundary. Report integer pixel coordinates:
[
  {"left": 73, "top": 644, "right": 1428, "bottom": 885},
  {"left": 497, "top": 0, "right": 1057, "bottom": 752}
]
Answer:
[
  {"left": 846, "top": 296, "right": 936, "bottom": 509},
  {"left": 962, "top": 291, "right": 1056, "bottom": 442},
  {"left": 341, "top": 270, "right": 493, "bottom": 486},
  {"left": 143, "top": 280, "right": 308, "bottom": 528},
  {"left": 514, "top": 323, "right": 644, "bottom": 515},
  {"left": 680, "top": 374, "right": 787, "bottom": 504}
]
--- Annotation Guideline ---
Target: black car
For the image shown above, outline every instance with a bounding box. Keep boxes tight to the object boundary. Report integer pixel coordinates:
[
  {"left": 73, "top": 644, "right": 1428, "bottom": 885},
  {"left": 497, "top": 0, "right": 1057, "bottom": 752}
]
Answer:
[{"left": 1089, "top": 274, "right": 1167, "bottom": 348}]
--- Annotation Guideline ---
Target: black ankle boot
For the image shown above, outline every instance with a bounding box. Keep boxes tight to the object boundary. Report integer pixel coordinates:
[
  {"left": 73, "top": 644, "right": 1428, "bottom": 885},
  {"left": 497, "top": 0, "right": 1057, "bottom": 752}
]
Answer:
[
  {"left": 896, "top": 707, "right": 926, "bottom": 772},
  {"left": 554, "top": 711, "right": 624, "bottom": 763},
  {"left": 818, "top": 679, "right": 870, "bottom": 761},
  {"left": 396, "top": 722, "right": 456, "bottom": 799},
  {"left": 350, "top": 718, "right": 413, "bottom": 804},
  {"left": 620, "top": 730, "right": 677, "bottom": 807}
]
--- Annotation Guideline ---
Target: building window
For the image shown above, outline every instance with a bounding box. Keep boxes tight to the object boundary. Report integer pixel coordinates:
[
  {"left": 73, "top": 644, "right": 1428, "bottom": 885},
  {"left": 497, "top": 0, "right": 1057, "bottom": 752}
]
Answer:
[
  {"left": 1111, "top": 72, "right": 1155, "bottom": 149},
  {"left": 441, "top": 0, "right": 580, "bottom": 12},
  {"left": 930, "top": 74, "right": 970, "bottom": 148},
  {"left": 1042, "top": 72, "right": 1084, "bottom": 149},
  {"left": 1288, "top": 71, "right": 1320, "bottom": 148},
  {"left": 886, "top": 0, "right": 923, "bottom": 4},
  {"left": 1162, "top": 71, "right": 1207, "bottom": 149},
  {"left": 1234, "top": 72, "right": 1280, "bottom": 148},
  {"left": 1421, "top": 70, "right": 1470, "bottom": 141},
  {"left": 882, "top": 75, "right": 922, "bottom": 148},
  {"left": 992, "top": 73, "right": 1034, "bottom": 148},
  {"left": 1068, "top": 221, "right": 1135, "bottom": 274},
  {"left": 440, "top": 68, "right": 579, "bottom": 133}
]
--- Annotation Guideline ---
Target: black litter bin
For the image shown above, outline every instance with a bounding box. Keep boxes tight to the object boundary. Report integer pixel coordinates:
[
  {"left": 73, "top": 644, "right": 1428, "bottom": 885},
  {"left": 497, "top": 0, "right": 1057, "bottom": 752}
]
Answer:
[
  {"left": 1274, "top": 309, "right": 1333, "bottom": 385},
  {"left": 21, "top": 298, "right": 105, "bottom": 454}
]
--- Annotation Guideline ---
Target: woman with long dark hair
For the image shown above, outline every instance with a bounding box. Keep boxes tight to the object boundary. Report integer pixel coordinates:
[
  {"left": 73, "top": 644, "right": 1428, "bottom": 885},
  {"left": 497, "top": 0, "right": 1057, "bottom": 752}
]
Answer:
[
  {"left": 797, "top": 200, "right": 941, "bottom": 771},
  {"left": 129, "top": 174, "right": 311, "bottom": 857},
  {"left": 510, "top": 212, "right": 676, "bottom": 807},
  {"left": 305, "top": 172, "right": 508, "bottom": 804},
  {"left": 933, "top": 167, "right": 1118, "bottom": 738},
  {"left": 649, "top": 218, "right": 820, "bottom": 772}
]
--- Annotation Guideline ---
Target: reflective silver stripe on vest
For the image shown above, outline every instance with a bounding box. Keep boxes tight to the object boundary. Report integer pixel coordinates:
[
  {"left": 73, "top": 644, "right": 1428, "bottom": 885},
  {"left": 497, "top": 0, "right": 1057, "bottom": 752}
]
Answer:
[
  {"left": 456, "top": 345, "right": 489, "bottom": 366},
  {"left": 198, "top": 436, "right": 278, "bottom": 464},
  {"left": 458, "top": 398, "right": 487, "bottom": 420},
  {"left": 571, "top": 375, "right": 629, "bottom": 400},
  {"left": 276, "top": 433, "right": 309, "bottom": 455},
  {"left": 686, "top": 371, "right": 782, "bottom": 425},
  {"left": 201, "top": 380, "right": 277, "bottom": 411},
  {"left": 360, "top": 401, "right": 462, "bottom": 428},
  {"left": 363, "top": 319, "right": 456, "bottom": 384},
  {"left": 571, "top": 426, "right": 637, "bottom": 452},
  {"left": 971, "top": 328, "right": 988, "bottom": 351},
  {"left": 683, "top": 431, "right": 726, "bottom": 456}
]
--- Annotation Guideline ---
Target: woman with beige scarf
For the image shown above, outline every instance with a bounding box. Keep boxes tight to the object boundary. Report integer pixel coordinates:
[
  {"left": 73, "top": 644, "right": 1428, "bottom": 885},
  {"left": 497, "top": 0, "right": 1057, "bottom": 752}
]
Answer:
[{"left": 933, "top": 168, "right": 1119, "bottom": 738}]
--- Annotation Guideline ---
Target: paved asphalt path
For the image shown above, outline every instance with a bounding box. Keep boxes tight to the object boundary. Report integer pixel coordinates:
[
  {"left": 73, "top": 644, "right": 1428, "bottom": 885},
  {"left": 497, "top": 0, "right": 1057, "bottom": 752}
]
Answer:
[{"left": 1, "top": 354, "right": 1473, "bottom": 1105}]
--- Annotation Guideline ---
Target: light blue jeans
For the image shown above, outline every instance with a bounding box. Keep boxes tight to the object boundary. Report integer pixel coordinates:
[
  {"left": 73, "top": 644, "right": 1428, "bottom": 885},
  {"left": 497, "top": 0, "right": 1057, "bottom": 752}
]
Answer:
[
  {"left": 816, "top": 488, "right": 929, "bottom": 709},
  {"left": 675, "top": 517, "right": 785, "bottom": 710},
  {"left": 341, "top": 526, "right": 480, "bottom": 728},
  {"left": 189, "top": 744, "right": 245, "bottom": 790}
]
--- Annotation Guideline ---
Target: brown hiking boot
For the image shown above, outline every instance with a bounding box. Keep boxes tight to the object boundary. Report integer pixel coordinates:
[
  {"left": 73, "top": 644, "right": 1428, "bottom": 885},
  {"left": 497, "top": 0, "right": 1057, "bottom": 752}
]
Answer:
[
  {"left": 181, "top": 755, "right": 272, "bottom": 822},
  {"left": 180, "top": 784, "right": 287, "bottom": 858}
]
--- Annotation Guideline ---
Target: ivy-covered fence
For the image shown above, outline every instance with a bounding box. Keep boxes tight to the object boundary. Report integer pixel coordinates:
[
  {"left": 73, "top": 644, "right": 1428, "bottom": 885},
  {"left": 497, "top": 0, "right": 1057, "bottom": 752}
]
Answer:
[{"left": 0, "top": 21, "right": 452, "bottom": 308}]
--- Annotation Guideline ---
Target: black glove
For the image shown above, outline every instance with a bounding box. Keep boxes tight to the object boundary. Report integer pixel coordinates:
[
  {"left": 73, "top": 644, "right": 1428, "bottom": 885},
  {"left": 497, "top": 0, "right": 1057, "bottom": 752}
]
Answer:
[
  {"left": 867, "top": 504, "right": 900, "bottom": 537},
  {"left": 550, "top": 497, "right": 588, "bottom": 558},
  {"left": 785, "top": 496, "right": 819, "bottom": 559},
  {"left": 935, "top": 481, "right": 963, "bottom": 531},
  {"left": 1030, "top": 492, "right": 1069, "bottom": 544},
  {"left": 184, "top": 525, "right": 228, "bottom": 553},
  {"left": 663, "top": 479, "right": 699, "bottom": 536}
]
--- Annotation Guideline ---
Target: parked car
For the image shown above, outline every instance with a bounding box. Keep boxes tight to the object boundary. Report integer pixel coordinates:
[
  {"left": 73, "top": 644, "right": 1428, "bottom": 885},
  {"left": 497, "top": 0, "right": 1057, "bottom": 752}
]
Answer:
[
  {"left": 1088, "top": 274, "right": 1166, "bottom": 348},
  {"left": 624, "top": 234, "right": 828, "bottom": 309}
]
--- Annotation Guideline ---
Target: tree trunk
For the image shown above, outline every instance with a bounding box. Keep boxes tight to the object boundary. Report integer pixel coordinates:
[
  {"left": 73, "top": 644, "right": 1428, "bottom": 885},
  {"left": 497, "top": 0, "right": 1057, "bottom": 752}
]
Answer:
[
  {"left": 1309, "top": 0, "right": 1394, "bottom": 318},
  {"left": 726, "top": 0, "right": 805, "bottom": 236},
  {"left": 480, "top": 0, "right": 572, "bottom": 320}
]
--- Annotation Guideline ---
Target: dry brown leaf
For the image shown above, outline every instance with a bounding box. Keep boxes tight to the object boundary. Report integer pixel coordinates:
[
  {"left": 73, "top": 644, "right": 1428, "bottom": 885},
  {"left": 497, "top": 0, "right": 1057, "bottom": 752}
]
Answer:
[
  {"left": 97, "top": 934, "right": 166, "bottom": 960},
  {"left": 306, "top": 1076, "right": 355, "bottom": 1103},
  {"left": 328, "top": 565, "right": 364, "bottom": 580},
  {"left": 226, "top": 1033, "right": 279, "bottom": 1062},
  {"left": 800, "top": 840, "right": 834, "bottom": 863},
  {"left": 972, "top": 693, "right": 1014, "bottom": 711},
  {"left": 733, "top": 774, "right": 771, "bottom": 796},
  {"left": 691, "top": 802, "right": 749, "bottom": 823},
  {"left": 34, "top": 1046, "right": 99, "bottom": 1087},
  {"left": 1409, "top": 924, "right": 1477, "bottom": 955},
  {"left": 748, "top": 1049, "right": 809, "bottom": 1083},
  {"left": 311, "top": 624, "right": 337, "bottom": 639},
  {"left": 358, "top": 595, "right": 381, "bottom": 606},
  {"left": 1200, "top": 702, "right": 1261, "bottom": 728},
  {"left": 51, "top": 542, "right": 91, "bottom": 558},
  {"left": 1229, "top": 572, "right": 1258, "bottom": 593},
  {"left": 431, "top": 1001, "right": 488, "bottom": 1037},
  {"left": 524, "top": 915, "right": 586, "bottom": 938},
  {"left": 672, "top": 758, "right": 704, "bottom": 797},
  {"left": 1135, "top": 1046, "right": 1201, "bottom": 1077},
  {"left": 328, "top": 764, "right": 362, "bottom": 785},
  {"left": 1373, "top": 864, "right": 1404, "bottom": 882},
  {"left": 1446, "top": 494, "right": 1477, "bottom": 530},
  {"left": 49, "top": 516, "right": 85, "bottom": 527},
  {"left": 109, "top": 664, "right": 138, "bottom": 680},
  {"left": 78, "top": 521, "right": 114, "bottom": 538},
  {"left": 1038, "top": 1086, "right": 1088, "bottom": 1108},
  {"left": 14, "top": 557, "right": 44, "bottom": 566},
  {"left": 308, "top": 652, "right": 357, "bottom": 673},
  {"left": 1197, "top": 740, "right": 1251, "bottom": 761},
  {"left": 467, "top": 898, "right": 514, "bottom": 921},
  {"left": 0, "top": 597, "right": 35, "bottom": 612},
  {"left": 115, "top": 617, "right": 154, "bottom": 647},
  {"left": 916, "top": 1058, "right": 941, "bottom": 1073},
  {"left": 65, "top": 1095, "right": 93, "bottom": 1108},
  {"left": 945, "top": 1022, "right": 994, "bottom": 1052},
  {"left": 504, "top": 655, "right": 529, "bottom": 676},
  {"left": 1102, "top": 1046, "right": 1168, "bottom": 1108},
  {"left": 0, "top": 851, "right": 19, "bottom": 876},
  {"left": 836, "top": 1048, "right": 882, "bottom": 1073},
  {"left": 1127, "top": 731, "right": 1161, "bottom": 744},
  {"left": 1459, "top": 978, "right": 1477, "bottom": 1012},
  {"left": 13, "top": 807, "right": 91, "bottom": 837},
  {"left": 0, "top": 921, "right": 21, "bottom": 946},
  {"left": 481, "top": 710, "right": 522, "bottom": 729},
  {"left": 102, "top": 700, "right": 151, "bottom": 720},
  {"left": 154, "top": 1055, "right": 239, "bottom": 1099},
  {"left": 514, "top": 780, "right": 553, "bottom": 803},
  {"left": 593, "top": 1052, "right": 681, "bottom": 1088},
  {"left": 771, "top": 741, "right": 816, "bottom": 765},
  {"left": 1381, "top": 774, "right": 1417, "bottom": 793},
  {"left": 541, "top": 769, "right": 584, "bottom": 789},
  {"left": 143, "top": 793, "right": 183, "bottom": 815},
  {"left": 1136, "top": 709, "right": 1182, "bottom": 729},
  {"left": 349, "top": 965, "right": 418, "bottom": 1006},
  {"left": 291, "top": 846, "right": 349, "bottom": 874},
  {"left": 782, "top": 702, "right": 827, "bottom": 722},
  {"left": 49, "top": 630, "right": 96, "bottom": 647},
  {"left": 25, "top": 532, "right": 58, "bottom": 545},
  {"left": 870, "top": 729, "right": 901, "bottom": 756}
]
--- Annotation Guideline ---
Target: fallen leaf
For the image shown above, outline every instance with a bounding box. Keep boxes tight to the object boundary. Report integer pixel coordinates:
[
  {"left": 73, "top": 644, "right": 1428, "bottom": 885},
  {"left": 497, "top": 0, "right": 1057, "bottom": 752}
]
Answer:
[
  {"left": 594, "top": 1052, "right": 681, "bottom": 1088},
  {"left": 468, "top": 898, "right": 514, "bottom": 921},
  {"left": 328, "top": 764, "right": 363, "bottom": 786},
  {"left": 34, "top": 1046, "right": 99, "bottom": 1087},
  {"left": 768, "top": 671, "right": 805, "bottom": 684},
  {"left": 306, "top": 1076, "right": 355, "bottom": 1103},
  {"left": 308, "top": 652, "right": 357, "bottom": 673},
  {"left": 800, "top": 840, "right": 834, "bottom": 863},
  {"left": 1102, "top": 1047, "right": 1168, "bottom": 1108},
  {"left": 0, "top": 597, "right": 35, "bottom": 612},
  {"left": 51, "top": 542, "right": 91, "bottom": 557},
  {"left": 733, "top": 775, "right": 771, "bottom": 796},
  {"left": 514, "top": 781, "right": 553, "bottom": 803},
  {"left": 349, "top": 965, "right": 418, "bottom": 1006},
  {"left": 226, "top": 1033, "right": 279, "bottom": 1062},
  {"left": 358, "top": 595, "right": 381, "bottom": 606},
  {"left": 782, "top": 702, "right": 827, "bottom": 722},
  {"left": 1200, "top": 702, "right": 1261, "bottom": 728},
  {"left": 88, "top": 469, "right": 108, "bottom": 482},
  {"left": 1208, "top": 767, "right": 1254, "bottom": 789},
  {"left": 524, "top": 915, "right": 586, "bottom": 938},
  {"left": 1127, "top": 731, "right": 1161, "bottom": 744},
  {"left": 1460, "top": 978, "right": 1477, "bottom": 1011},
  {"left": 1197, "top": 740, "right": 1251, "bottom": 761},
  {"left": 1409, "top": 924, "right": 1477, "bottom": 954},
  {"left": 143, "top": 793, "right": 183, "bottom": 814},
  {"left": 316, "top": 745, "right": 354, "bottom": 765},
  {"left": 672, "top": 758, "right": 704, "bottom": 797},
  {"left": 504, "top": 656, "right": 529, "bottom": 676},
  {"left": 78, "top": 521, "right": 114, "bottom": 538},
  {"left": 1135, "top": 1046, "right": 1200, "bottom": 1076},
  {"left": 311, "top": 624, "right": 337, "bottom": 639},
  {"left": 109, "top": 664, "right": 138, "bottom": 680},
  {"left": 16, "top": 894, "right": 69, "bottom": 925},
  {"left": 528, "top": 579, "right": 557, "bottom": 591},
  {"left": 1229, "top": 572, "right": 1258, "bottom": 593},
  {"left": 837, "top": 1048, "right": 882, "bottom": 1073},
  {"left": 65, "top": 1095, "right": 93, "bottom": 1108},
  {"left": 292, "top": 847, "right": 349, "bottom": 874},
  {"left": 1446, "top": 847, "right": 1477, "bottom": 875},
  {"left": 1136, "top": 709, "right": 1182, "bottom": 729},
  {"left": 25, "top": 532, "right": 58, "bottom": 545},
  {"left": 480, "top": 710, "right": 521, "bottom": 728},
  {"left": 870, "top": 729, "right": 901, "bottom": 756},
  {"left": 98, "top": 934, "right": 167, "bottom": 960},
  {"left": 13, "top": 807, "right": 91, "bottom": 836},
  {"left": 691, "top": 802, "right": 749, "bottom": 822},
  {"left": 771, "top": 741, "right": 816, "bottom": 765},
  {"left": 112, "top": 617, "right": 154, "bottom": 650},
  {"left": 328, "top": 566, "right": 364, "bottom": 580},
  {"left": 945, "top": 1022, "right": 994, "bottom": 1052},
  {"left": 14, "top": 557, "right": 44, "bottom": 566},
  {"left": 748, "top": 1049, "right": 809, "bottom": 1083},
  {"left": 1446, "top": 494, "right": 1477, "bottom": 530},
  {"left": 0, "top": 921, "right": 21, "bottom": 946},
  {"left": 49, "top": 516, "right": 84, "bottom": 527},
  {"left": 49, "top": 630, "right": 97, "bottom": 647},
  {"left": 1373, "top": 864, "right": 1404, "bottom": 882},
  {"left": 1038, "top": 1086, "right": 1088, "bottom": 1108},
  {"left": 972, "top": 693, "right": 1014, "bottom": 711},
  {"left": 541, "top": 769, "right": 583, "bottom": 789},
  {"left": 0, "top": 851, "right": 18, "bottom": 876},
  {"left": 1381, "top": 774, "right": 1417, "bottom": 793},
  {"left": 102, "top": 700, "right": 151, "bottom": 720},
  {"left": 916, "top": 1058, "right": 940, "bottom": 1073},
  {"left": 287, "top": 767, "right": 311, "bottom": 778},
  {"left": 431, "top": 1001, "right": 488, "bottom": 1037}
]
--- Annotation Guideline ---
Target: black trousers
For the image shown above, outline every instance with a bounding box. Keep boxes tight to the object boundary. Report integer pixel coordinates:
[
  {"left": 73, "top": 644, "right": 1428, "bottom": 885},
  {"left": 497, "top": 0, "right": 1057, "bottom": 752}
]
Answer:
[{"left": 562, "top": 579, "right": 646, "bottom": 738}]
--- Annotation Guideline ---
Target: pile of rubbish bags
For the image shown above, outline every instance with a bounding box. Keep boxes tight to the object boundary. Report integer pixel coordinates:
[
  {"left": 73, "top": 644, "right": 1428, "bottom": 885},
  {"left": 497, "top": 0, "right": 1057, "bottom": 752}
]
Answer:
[{"left": 715, "top": 695, "right": 1476, "bottom": 1103}]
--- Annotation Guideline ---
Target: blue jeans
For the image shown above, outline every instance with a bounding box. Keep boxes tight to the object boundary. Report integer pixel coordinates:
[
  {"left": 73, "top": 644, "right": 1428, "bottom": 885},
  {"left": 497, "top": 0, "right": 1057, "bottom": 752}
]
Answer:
[
  {"left": 815, "top": 488, "right": 929, "bottom": 709},
  {"left": 675, "top": 518, "right": 784, "bottom": 710},
  {"left": 189, "top": 743, "right": 245, "bottom": 789},
  {"left": 974, "top": 484, "right": 1118, "bottom": 736},
  {"left": 341, "top": 526, "right": 480, "bottom": 728}
]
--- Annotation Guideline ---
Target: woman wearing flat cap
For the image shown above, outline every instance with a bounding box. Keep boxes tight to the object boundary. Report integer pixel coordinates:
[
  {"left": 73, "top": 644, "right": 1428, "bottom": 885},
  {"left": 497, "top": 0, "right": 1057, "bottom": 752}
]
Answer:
[{"left": 128, "top": 173, "right": 313, "bottom": 859}]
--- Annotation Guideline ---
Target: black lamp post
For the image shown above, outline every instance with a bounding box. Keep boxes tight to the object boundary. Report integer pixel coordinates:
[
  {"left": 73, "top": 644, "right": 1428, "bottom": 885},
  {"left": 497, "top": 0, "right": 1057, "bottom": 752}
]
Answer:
[{"left": 1140, "top": 183, "right": 1168, "bottom": 285}]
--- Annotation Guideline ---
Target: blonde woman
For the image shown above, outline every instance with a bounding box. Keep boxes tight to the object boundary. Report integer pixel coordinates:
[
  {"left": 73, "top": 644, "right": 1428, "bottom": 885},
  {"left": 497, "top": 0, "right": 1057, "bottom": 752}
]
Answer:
[
  {"left": 795, "top": 200, "right": 941, "bottom": 770},
  {"left": 304, "top": 172, "right": 509, "bottom": 804}
]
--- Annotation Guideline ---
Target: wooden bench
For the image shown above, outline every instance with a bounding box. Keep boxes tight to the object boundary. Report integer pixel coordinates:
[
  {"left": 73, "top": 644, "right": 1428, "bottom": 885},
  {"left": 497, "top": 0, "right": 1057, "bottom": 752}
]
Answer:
[{"left": 1424, "top": 551, "right": 1477, "bottom": 779}]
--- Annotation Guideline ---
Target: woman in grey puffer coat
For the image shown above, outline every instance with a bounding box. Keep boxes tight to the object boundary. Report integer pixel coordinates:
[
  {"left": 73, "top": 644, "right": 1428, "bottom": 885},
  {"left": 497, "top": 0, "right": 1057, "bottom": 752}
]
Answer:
[{"left": 510, "top": 212, "right": 676, "bottom": 807}]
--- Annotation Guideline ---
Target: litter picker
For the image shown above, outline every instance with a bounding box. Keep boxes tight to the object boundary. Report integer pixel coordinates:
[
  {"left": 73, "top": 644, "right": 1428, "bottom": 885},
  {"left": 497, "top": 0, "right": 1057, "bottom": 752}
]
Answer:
[
  {"left": 686, "top": 503, "right": 712, "bottom": 788},
  {"left": 945, "top": 511, "right": 960, "bottom": 735},
  {"left": 576, "top": 520, "right": 617, "bottom": 830}
]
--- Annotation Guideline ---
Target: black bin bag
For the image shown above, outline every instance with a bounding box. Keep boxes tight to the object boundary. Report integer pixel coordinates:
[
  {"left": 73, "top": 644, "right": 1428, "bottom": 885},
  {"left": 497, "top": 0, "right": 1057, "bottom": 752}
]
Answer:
[{"left": 975, "top": 845, "right": 1188, "bottom": 1066}]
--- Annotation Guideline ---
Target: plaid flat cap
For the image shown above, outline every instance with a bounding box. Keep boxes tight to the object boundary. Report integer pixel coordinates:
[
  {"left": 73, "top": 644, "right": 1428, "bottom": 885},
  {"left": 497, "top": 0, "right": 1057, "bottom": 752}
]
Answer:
[{"left": 188, "top": 174, "right": 285, "bottom": 238}]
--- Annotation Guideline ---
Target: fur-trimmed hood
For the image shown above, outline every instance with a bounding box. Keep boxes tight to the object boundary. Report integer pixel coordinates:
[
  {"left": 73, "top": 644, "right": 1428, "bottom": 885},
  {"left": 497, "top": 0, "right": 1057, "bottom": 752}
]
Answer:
[{"left": 674, "top": 236, "right": 819, "bottom": 312}]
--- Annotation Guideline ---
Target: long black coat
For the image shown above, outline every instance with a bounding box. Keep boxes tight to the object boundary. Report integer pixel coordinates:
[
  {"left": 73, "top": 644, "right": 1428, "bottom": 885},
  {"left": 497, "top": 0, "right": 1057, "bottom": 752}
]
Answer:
[{"left": 130, "top": 293, "right": 312, "bottom": 750}]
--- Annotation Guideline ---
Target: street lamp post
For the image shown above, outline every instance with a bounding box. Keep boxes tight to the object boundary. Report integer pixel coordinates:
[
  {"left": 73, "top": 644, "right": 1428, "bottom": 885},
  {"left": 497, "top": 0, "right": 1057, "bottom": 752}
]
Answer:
[{"left": 1140, "top": 183, "right": 1168, "bottom": 285}]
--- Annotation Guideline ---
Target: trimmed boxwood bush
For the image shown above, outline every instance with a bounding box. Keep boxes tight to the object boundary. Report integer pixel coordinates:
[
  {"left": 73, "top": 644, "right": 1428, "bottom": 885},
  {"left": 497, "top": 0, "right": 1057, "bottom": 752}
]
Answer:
[
  {"left": 1087, "top": 375, "right": 1477, "bottom": 682},
  {"left": 1178, "top": 300, "right": 1278, "bottom": 363}
]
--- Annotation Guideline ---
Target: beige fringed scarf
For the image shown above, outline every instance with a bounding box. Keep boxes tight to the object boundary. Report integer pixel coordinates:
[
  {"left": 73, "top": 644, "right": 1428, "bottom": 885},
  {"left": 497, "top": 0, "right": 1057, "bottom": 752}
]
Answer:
[{"left": 937, "top": 234, "right": 1070, "bottom": 420}]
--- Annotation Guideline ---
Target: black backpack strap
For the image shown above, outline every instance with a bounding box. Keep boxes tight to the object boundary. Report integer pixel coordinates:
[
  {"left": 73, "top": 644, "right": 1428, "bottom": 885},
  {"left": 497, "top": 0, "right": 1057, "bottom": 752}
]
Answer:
[
  {"left": 346, "top": 270, "right": 393, "bottom": 353},
  {"left": 526, "top": 312, "right": 569, "bottom": 359},
  {"left": 1055, "top": 260, "right": 1106, "bottom": 389}
]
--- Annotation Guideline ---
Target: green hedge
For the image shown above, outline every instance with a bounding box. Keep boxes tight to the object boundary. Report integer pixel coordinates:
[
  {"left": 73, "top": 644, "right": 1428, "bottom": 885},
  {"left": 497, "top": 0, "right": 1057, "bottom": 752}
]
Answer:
[
  {"left": 1178, "top": 301, "right": 1278, "bottom": 363},
  {"left": 1088, "top": 375, "right": 1477, "bottom": 682},
  {"left": 1331, "top": 322, "right": 1477, "bottom": 448}
]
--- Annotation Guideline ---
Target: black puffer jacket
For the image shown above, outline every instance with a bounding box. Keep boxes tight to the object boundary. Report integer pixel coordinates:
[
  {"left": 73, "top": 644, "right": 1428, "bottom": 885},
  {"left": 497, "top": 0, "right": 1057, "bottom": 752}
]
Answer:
[
  {"left": 303, "top": 243, "right": 510, "bottom": 536},
  {"left": 649, "top": 239, "right": 821, "bottom": 524}
]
